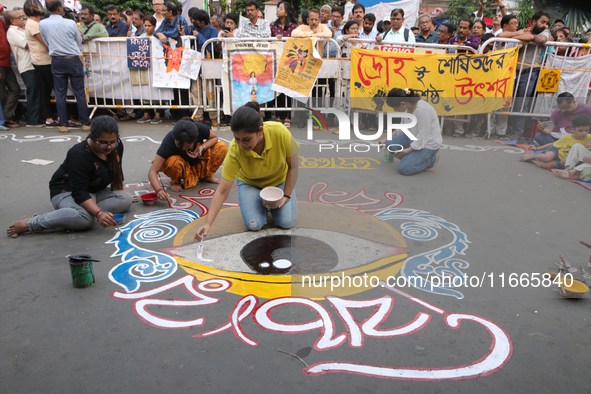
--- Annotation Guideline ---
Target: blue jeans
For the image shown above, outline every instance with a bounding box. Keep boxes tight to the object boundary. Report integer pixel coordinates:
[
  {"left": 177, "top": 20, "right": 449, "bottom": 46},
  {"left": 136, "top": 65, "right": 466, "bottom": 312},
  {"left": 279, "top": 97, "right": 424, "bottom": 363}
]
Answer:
[
  {"left": 21, "top": 70, "right": 41, "bottom": 125},
  {"left": 534, "top": 132, "right": 557, "bottom": 146},
  {"left": 236, "top": 180, "right": 297, "bottom": 231},
  {"left": 51, "top": 58, "right": 90, "bottom": 126},
  {"left": 385, "top": 134, "right": 439, "bottom": 176},
  {"left": 27, "top": 190, "right": 132, "bottom": 232},
  {"left": 509, "top": 69, "right": 539, "bottom": 137}
]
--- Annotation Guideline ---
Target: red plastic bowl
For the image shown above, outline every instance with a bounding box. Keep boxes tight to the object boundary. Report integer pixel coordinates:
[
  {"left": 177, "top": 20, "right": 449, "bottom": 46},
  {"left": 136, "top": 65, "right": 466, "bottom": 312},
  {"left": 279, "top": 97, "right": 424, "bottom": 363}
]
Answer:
[{"left": 141, "top": 192, "right": 158, "bottom": 206}]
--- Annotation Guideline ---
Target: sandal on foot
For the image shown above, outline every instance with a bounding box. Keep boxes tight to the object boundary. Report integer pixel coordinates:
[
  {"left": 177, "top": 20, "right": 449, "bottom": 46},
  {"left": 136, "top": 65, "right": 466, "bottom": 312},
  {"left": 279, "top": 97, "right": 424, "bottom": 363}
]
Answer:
[{"left": 284, "top": 119, "right": 291, "bottom": 127}]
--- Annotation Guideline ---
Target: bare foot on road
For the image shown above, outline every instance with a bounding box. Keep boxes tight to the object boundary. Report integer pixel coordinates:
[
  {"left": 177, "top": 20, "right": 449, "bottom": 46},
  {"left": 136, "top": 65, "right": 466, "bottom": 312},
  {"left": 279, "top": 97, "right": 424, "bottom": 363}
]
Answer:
[
  {"left": 425, "top": 153, "right": 440, "bottom": 172},
  {"left": 201, "top": 176, "right": 221, "bottom": 184},
  {"left": 555, "top": 170, "right": 570, "bottom": 179},
  {"left": 7, "top": 216, "right": 32, "bottom": 238},
  {"left": 520, "top": 154, "right": 534, "bottom": 162},
  {"left": 170, "top": 184, "right": 182, "bottom": 192}
]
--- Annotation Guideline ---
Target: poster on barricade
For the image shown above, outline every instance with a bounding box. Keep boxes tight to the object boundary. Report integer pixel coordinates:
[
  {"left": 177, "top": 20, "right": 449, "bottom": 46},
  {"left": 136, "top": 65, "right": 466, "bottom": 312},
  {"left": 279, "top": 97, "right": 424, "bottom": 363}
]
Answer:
[
  {"left": 127, "top": 37, "right": 151, "bottom": 69},
  {"left": 152, "top": 36, "right": 191, "bottom": 89},
  {"left": 178, "top": 49, "right": 202, "bottom": 80},
  {"left": 533, "top": 54, "right": 591, "bottom": 115},
  {"left": 271, "top": 38, "right": 323, "bottom": 102},
  {"left": 350, "top": 46, "right": 519, "bottom": 116},
  {"left": 222, "top": 41, "right": 282, "bottom": 113}
]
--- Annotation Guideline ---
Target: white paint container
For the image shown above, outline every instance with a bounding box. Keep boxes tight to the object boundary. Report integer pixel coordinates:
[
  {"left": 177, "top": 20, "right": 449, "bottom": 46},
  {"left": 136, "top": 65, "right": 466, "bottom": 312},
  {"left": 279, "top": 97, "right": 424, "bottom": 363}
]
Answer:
[{"left": 259, "top": 187, "right": 284, "bottom": 209}]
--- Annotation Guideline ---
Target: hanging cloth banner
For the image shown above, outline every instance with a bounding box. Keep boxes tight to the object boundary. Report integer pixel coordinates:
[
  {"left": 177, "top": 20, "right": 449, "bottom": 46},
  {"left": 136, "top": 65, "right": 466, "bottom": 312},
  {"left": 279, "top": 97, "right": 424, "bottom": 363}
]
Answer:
[{"left": 350, "top": 46, "right": 519, "bottom": 116}]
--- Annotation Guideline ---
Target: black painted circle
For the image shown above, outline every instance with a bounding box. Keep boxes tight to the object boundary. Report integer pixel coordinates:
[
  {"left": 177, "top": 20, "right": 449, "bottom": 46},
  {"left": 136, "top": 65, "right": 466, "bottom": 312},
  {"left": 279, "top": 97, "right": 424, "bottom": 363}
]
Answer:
[{"left": 240, "top": 235, "right": 338, "bottom": 275}]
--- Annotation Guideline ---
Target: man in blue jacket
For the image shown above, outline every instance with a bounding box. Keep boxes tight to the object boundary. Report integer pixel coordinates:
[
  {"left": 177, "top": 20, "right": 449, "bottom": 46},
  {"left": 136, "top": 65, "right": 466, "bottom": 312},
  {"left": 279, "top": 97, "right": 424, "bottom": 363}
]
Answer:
[{"left": 155, "top": 1, "right": 188, "bottom": 44}]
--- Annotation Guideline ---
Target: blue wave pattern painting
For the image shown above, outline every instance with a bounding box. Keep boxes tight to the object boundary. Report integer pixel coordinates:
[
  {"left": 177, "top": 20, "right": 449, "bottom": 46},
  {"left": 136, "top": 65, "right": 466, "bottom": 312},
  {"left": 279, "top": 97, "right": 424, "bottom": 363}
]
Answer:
[
  {"left": 107, "top": 209, "right": 200, "bottom": 293},
  {"left": 375, "top": 208, "right": 471, "bottom": 299}
]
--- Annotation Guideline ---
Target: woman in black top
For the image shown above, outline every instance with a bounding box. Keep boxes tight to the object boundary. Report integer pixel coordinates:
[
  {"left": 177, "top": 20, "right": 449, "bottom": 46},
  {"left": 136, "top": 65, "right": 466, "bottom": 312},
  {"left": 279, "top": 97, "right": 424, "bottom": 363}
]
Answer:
[{"left": 7, "top": 116, "right": 132, "bottom": 237}]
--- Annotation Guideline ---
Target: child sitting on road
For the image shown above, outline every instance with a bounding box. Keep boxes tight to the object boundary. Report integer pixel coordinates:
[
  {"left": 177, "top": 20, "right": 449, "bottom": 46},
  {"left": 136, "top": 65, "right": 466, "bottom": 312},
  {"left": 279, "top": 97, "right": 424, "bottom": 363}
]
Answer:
[
  {"left": 554, "top": 142, "right": 591, "bottom": 181},
  {"left": 520, "top": 115, "right": 591, "bottom": 169}
]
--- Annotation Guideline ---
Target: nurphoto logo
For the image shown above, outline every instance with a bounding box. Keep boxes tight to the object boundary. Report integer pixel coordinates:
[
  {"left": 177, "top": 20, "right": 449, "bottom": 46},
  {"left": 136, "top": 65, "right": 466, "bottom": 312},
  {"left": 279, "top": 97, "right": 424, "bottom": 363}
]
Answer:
[{"left": 305, "top": 108, "right": 417, "bottom": 153}]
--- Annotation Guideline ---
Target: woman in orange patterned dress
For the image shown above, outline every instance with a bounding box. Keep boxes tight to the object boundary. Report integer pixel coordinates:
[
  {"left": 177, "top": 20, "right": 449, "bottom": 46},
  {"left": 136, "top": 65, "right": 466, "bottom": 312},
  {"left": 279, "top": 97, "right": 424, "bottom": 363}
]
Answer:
[{"left": 148, "top": 119, "right": 228, "bottom": 200}]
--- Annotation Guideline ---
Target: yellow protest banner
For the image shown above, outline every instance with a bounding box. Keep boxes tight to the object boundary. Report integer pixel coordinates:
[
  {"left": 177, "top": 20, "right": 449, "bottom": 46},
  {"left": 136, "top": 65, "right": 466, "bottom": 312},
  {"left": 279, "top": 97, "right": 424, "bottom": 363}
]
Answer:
[
  {"left": 272, "top": 38, "right": 323, "bottom": 99},
  {"left": 351, "top": 47, "right": 519, "bottom": 116}
]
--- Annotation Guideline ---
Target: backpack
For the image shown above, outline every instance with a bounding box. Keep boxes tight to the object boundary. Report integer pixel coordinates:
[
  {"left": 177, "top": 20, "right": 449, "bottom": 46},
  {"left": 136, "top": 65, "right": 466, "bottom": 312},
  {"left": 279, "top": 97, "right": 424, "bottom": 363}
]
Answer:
[{"left": 382, "top": 27, "right": 410, "bottom": 42}]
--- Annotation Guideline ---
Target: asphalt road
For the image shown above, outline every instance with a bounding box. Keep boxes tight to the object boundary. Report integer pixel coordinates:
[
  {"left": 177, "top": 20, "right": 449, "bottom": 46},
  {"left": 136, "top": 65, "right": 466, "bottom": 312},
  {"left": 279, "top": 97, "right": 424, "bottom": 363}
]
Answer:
[{"left": 1, "top": 120, "right": 590, "bottom": 393}]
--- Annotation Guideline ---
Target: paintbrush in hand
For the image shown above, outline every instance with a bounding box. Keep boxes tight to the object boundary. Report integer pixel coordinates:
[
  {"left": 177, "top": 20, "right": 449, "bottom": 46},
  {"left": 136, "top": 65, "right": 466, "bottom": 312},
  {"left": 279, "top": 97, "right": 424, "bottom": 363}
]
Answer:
[{"left": 157, "top": 174, "right": 171, "bottom": 202}]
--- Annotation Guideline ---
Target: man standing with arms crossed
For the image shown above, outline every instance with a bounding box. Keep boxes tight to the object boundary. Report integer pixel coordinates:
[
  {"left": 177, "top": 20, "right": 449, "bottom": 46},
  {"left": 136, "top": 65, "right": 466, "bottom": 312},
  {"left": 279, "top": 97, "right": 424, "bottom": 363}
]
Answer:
[{"left": 40, "top": 0, "right": 91, "bottom": 133}]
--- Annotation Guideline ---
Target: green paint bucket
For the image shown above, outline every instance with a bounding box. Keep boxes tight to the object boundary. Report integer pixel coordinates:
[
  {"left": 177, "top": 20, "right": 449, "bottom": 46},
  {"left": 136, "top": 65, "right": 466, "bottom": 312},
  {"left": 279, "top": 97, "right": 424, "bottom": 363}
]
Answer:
[{"left": 68, "top": 255, "right": 99, "bottom": 288}]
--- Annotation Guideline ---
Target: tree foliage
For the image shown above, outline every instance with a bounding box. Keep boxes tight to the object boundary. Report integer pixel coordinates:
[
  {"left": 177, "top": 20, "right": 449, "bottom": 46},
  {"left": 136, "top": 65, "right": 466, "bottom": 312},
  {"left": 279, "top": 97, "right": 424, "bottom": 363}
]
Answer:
[
  {"left": 440, "top": 0, "right": 479, "bottom": 25},
  {"left": 534, "top": 0, "right": 591, "bottom": 36},
  {"left": 82, "top": 0, "right": 180, "bottom": 20},
  {"left": 516, "top": 0, "right": 534, "bottom": 30}
]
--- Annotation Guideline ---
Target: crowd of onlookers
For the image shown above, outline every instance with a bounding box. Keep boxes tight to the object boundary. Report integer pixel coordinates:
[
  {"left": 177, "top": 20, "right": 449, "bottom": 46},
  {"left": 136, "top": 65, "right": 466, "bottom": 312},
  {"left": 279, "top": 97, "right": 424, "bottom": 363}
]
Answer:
[{"left": 1, "top": 0, "right": 590, "bottom": 141}]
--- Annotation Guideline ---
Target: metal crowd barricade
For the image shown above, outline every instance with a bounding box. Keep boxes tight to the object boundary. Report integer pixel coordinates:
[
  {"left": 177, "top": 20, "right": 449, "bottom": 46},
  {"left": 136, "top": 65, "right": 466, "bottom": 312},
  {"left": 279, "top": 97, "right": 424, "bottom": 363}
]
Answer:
[
  {"left": 83, "top": 36, "right": 199, "bottom": 119},
  {"left": 199, "top": 37, "right": 342, "bottom": 122},
  {"left": 341, "top": 39, "right": 478, "bottom": 129},
  {"left": 479, "top": 37, "right": 591, "bottom": 137}
]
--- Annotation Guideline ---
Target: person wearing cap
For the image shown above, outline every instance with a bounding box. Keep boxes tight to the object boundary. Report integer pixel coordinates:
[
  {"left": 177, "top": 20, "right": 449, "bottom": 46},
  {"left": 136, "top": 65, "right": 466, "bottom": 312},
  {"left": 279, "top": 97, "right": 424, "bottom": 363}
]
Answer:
[
  {"left": 39, "top": 0, "right": 91, "bottom": 134},
  {"left": 6, "top": 9, "right": 43, "bottom": 127},
  {"left": 552, "top": 19, "right": 566, "bottom": 31},
  {"left": 0, "top": 3, "right": 23, "bottom": 128},
  {"left": 382, "top": 16, "right": 391, "bottom": 32}
]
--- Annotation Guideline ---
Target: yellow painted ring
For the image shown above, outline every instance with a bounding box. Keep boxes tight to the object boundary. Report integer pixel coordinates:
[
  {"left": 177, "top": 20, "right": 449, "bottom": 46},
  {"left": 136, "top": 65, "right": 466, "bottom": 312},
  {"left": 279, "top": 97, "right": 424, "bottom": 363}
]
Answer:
[{"left": 173, "top": 202, "right": 408, "bottom": 299}]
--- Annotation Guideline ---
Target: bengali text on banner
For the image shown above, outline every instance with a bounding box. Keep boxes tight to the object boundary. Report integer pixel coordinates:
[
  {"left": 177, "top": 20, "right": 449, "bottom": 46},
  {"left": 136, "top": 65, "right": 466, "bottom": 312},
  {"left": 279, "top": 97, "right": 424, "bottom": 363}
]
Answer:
[{"left": 350, "top": 46, "right": 519, "bottom": 116}]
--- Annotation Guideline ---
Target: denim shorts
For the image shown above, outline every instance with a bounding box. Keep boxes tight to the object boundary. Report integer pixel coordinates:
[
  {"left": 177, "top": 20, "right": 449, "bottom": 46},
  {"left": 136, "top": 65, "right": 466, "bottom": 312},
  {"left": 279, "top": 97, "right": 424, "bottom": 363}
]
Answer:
[{"left": 543, "top": 146, "right": 563, "bottom": 168}]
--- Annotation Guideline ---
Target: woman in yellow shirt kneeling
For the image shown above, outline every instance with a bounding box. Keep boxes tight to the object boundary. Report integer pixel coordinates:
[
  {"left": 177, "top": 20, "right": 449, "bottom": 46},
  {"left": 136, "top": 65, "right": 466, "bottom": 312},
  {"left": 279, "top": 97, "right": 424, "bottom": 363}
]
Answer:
[{"left": 196, "top": 102, "right": 299, "bottom": 240}]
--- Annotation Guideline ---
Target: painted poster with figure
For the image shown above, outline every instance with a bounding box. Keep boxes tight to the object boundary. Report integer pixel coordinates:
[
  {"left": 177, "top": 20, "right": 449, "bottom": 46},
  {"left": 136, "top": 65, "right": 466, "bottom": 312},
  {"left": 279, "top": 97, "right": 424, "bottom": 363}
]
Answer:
[
  {"left": 152, "top": 36, "right": 191, "bottom": 89},
  {"left": 222, "top": 41, "right": 282, "bottom": 114},
  {"left": 350, "top": 46, "right": 519, "bottom": 116},
  {"left": 272, "top": 38, "right": 323, "bottom": 102}
]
